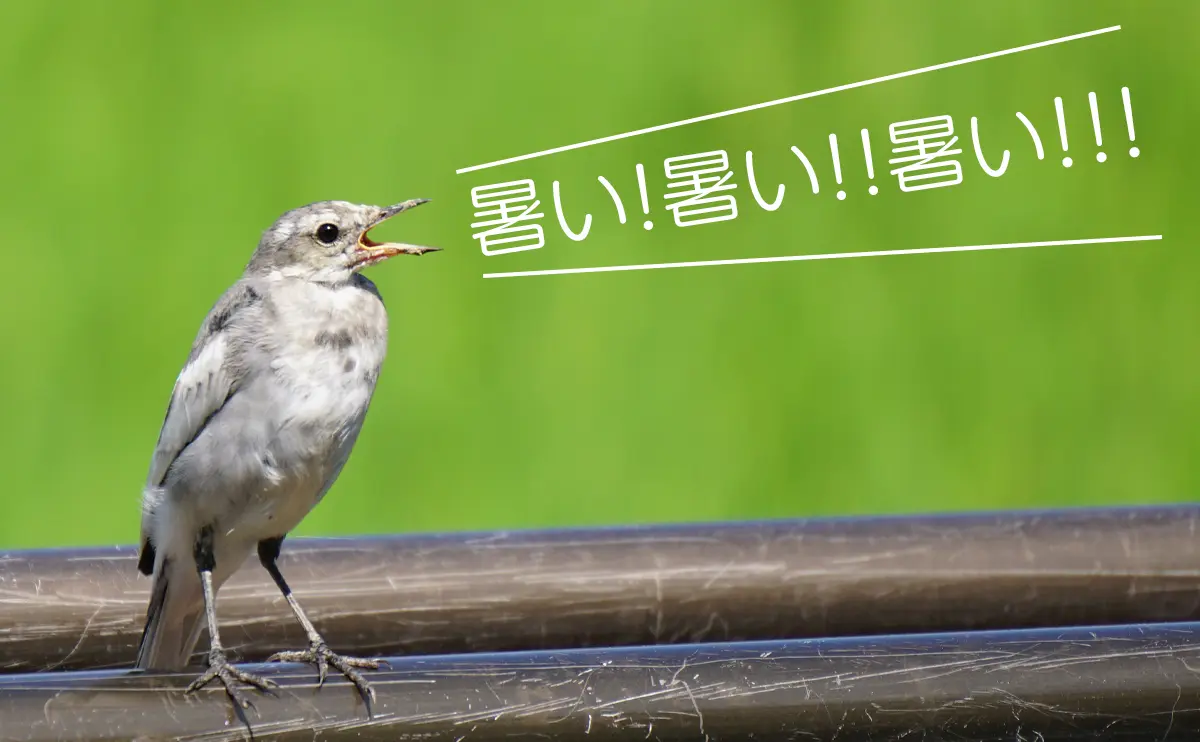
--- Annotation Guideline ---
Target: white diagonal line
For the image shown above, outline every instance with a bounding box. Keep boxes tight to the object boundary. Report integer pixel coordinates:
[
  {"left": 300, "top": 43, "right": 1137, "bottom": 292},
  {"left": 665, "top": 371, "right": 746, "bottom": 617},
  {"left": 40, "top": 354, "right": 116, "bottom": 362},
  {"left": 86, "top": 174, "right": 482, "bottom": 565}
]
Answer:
[
  {"left": 481, "top": 235, "right": 1162, "bottom": 279},
  {"left": 456, "top": 25, "right": 1121, "bottom": 175}
]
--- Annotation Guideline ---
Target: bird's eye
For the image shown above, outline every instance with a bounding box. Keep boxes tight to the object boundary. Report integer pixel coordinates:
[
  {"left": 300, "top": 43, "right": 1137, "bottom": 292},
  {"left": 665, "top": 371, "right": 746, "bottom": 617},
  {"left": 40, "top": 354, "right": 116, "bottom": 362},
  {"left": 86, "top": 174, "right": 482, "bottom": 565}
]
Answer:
[{"left": 316, "top": 223, "right": 340, "bottom": 244}]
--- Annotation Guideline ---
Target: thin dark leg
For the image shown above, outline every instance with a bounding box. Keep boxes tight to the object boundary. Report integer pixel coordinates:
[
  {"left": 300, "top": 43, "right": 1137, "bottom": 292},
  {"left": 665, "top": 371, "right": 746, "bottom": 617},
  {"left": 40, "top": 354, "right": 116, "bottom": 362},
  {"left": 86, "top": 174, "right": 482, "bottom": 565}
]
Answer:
[
  {"left": 258, "top": 537, "right": 327, "bottom": 650},
  {"left": 259, "top": 536, "right": 383, "bottom": 710},
  {"left": 185, "top": 526, "right": 276, "bottom": 709}
]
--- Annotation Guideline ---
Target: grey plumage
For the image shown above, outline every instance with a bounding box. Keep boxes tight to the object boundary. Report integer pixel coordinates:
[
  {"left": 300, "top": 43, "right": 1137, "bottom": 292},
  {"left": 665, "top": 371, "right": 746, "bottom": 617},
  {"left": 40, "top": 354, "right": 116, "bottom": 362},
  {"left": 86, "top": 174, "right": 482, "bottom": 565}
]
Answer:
[{"left": 135, "top": 199, "right": 436, "bottom": 710}]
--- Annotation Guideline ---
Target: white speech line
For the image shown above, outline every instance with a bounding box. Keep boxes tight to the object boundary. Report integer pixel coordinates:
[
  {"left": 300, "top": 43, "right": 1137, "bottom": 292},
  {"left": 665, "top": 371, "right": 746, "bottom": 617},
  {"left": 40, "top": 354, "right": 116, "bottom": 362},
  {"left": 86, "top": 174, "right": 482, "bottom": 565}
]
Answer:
[
  {"left": 456, "top": 25, "right": 1122, "bottom": 175},
  {"left": 481, "top": 235, "right": 1163, "bottom": 279}
]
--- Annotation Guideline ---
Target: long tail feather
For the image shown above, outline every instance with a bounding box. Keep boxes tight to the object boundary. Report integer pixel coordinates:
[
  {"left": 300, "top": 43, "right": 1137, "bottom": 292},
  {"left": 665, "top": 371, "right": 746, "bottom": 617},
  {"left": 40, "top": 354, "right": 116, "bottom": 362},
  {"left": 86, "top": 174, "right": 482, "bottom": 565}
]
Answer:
[{"left": 135, "top": 557, "right": 204, "bottom": 670}]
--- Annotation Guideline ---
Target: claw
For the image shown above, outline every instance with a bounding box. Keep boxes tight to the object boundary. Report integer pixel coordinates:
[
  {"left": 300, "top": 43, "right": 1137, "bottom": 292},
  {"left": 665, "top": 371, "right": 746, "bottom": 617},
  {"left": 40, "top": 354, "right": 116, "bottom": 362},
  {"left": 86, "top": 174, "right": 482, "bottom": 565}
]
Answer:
[
  {"left": 185, "top": 650, "right": 276, "bottom": 712},
  {"left": 267, "top": 640, "right": 381, "bottom": 709}
]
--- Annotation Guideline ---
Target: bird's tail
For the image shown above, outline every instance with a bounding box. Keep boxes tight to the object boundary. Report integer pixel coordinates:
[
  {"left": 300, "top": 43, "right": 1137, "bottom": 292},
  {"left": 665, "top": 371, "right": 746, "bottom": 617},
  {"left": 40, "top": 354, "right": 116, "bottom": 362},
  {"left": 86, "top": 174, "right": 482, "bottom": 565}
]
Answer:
[{"left": 135, "top": 557, "right": 205, "bottom": 670}]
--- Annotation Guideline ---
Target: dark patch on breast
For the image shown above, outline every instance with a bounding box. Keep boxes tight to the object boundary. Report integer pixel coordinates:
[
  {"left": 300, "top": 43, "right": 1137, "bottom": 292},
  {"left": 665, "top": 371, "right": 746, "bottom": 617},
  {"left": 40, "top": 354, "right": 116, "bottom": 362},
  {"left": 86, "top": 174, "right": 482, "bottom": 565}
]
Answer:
[
  {"left": 315, "top": 329, "right": 354, "bottom": 350},
  {"left": 343, "top": 358, "right": 357, "bottom": 373}
]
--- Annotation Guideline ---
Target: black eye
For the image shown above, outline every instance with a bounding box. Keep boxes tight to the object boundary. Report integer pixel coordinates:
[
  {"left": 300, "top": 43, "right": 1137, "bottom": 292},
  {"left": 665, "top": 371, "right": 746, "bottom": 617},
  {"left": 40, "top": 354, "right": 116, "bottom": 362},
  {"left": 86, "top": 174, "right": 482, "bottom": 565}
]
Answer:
[{"left": 316, "top": 223, "right": 340, "bottom": 244}]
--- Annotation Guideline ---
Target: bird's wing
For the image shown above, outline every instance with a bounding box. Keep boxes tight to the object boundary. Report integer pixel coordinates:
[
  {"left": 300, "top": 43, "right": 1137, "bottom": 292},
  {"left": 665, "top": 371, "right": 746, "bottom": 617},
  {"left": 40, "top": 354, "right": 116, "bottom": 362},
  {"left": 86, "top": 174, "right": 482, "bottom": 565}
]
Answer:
[{"left": 139, "top": 282, "right": 266, "bottom": 560}]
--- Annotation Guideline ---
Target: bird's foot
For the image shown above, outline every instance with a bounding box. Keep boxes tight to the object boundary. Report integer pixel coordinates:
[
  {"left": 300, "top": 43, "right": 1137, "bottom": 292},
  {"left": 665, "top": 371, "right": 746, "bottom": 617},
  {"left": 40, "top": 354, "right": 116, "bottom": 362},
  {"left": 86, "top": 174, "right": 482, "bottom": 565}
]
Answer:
[
  {"left": 185, "top": 649, "right": 277, "bottom": 710},
  {"left": 268, "top": 640, "right": 384, "bottom": 707}
]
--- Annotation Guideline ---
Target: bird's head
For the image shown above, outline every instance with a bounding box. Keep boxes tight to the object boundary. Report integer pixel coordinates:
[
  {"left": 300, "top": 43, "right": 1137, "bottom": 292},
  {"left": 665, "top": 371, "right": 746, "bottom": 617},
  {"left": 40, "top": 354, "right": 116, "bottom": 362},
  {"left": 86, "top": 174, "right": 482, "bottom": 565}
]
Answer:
[{"left": 247, "top": 199, "right": 438, "bottom": 282}]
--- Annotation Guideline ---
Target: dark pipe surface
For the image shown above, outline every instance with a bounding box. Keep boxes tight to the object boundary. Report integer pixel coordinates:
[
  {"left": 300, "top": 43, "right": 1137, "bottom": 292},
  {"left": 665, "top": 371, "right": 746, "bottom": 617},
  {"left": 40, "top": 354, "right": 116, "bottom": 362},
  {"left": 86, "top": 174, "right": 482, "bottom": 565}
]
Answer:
[
  {"left": 2, "top": 622, "right": 1200, "bottom": 741},
  {"left": 2, "top": 506, "right": 1199, "bottom": 672}
]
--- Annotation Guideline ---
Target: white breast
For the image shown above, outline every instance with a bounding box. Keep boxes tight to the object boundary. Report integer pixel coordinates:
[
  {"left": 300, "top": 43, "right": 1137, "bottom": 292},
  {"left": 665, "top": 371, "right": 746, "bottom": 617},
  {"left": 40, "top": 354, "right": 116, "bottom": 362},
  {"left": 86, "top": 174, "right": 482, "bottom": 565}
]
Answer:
[
  {"left": 248, "top": 277, "right": 389, "bottom": 532},
  {"left": 268, "top": 279, "right": 389, "bottom": 428}
]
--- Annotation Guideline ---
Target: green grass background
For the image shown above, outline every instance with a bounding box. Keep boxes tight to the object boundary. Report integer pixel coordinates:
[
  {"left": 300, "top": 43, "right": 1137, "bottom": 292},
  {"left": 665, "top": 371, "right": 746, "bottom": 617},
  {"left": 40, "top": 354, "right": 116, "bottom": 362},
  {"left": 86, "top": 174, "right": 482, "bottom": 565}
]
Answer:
[{"left": 0, "top": 2, "right": 1195, "bottom": 549}]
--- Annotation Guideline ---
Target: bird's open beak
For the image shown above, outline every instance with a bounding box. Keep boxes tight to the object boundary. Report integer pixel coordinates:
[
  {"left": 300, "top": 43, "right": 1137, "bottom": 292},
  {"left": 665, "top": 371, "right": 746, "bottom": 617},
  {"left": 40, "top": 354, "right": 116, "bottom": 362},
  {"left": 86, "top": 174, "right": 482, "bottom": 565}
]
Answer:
[{"left": 352, "top": 199, "right": 440, "bottom": 269}]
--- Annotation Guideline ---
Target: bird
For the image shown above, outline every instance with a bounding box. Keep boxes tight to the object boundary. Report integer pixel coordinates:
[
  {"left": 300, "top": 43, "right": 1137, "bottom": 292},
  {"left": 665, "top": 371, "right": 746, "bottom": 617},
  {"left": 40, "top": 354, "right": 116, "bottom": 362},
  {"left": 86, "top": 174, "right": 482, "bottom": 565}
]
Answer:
[{"left": 134, "top": 198, "right": 438, "bottom": 712}]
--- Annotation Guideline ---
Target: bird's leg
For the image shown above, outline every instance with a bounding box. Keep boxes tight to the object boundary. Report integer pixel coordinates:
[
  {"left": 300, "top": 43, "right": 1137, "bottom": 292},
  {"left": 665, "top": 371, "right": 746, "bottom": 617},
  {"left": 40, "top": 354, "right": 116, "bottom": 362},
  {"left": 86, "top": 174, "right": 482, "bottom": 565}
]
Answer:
[
  {"left": 185, "top": 525, "right": 276, "bottom": 709},
  {"left": 258, "top": 537, "right": 383, "bottom": 708}
]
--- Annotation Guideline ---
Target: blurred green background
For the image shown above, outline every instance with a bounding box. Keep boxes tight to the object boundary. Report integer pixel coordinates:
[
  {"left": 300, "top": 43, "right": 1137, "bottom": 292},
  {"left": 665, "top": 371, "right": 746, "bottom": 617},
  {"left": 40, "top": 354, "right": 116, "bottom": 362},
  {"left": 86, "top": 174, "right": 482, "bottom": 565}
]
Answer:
[{"left": 0, "top": 1, "right": 1194, "bottom": 549}]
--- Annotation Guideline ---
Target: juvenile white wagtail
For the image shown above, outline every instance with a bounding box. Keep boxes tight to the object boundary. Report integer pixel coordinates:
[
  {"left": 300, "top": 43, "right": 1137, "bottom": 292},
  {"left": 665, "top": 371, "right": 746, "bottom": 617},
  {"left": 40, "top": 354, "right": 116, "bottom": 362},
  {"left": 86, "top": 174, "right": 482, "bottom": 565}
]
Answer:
[{"left": 134, "top": 199, "right": 437, "bottom": 711}]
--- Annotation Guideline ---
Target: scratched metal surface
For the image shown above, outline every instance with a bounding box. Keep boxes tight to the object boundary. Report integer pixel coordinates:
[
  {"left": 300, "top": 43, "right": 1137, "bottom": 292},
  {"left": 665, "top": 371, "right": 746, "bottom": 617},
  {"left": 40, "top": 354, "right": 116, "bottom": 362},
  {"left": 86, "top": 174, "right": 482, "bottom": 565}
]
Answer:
[
  {"left": 2, "top": 506, "right": 1200, "bottom": 673},
  {"left": 1, "top": 623, "right": 1199, "bottom": 741}
]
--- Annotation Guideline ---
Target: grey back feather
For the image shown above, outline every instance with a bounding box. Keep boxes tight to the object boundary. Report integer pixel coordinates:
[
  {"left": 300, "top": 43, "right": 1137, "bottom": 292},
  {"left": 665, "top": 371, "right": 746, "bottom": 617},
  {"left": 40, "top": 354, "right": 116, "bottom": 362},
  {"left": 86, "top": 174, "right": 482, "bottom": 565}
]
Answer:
[{"left": 140, "top": 281, "right": 268, "bottom": 545}]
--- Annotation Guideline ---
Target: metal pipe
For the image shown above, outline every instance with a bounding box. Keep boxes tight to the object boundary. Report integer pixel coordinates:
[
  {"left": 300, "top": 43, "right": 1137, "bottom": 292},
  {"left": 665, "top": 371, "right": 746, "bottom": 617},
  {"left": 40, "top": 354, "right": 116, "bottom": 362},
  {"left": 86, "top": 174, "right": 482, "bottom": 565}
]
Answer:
[
  {"left": 2, "top": 622, "right": 1199, "bottom": 741},
  {"left": 3, "top": 505, "right": 1199, "bottom": 672}
]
